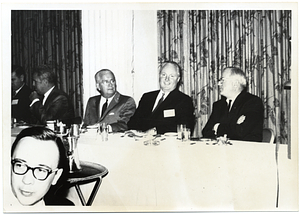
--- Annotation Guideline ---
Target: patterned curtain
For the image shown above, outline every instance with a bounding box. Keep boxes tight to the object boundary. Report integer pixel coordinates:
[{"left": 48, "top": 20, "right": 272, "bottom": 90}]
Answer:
[
  {"left": 11, "top": 10, "right": 84, "bottom": 117},
  {"left": 158, "top": 10, "right": 291, "bottom": 144}
]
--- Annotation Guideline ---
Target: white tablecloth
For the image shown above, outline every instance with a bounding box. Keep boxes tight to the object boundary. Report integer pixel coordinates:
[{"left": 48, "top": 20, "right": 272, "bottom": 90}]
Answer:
[
  {"left": 7, "top": 128, "right": 297, "bottom": 212},
  {"left": 66, "top": 131, "right": 297, "bottom": 211}
]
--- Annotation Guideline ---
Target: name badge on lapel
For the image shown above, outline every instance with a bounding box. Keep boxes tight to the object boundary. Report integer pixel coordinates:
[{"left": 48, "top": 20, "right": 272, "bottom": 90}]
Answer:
[
  {"left": 12, "top": 99, "right": 19, "bottom": 105},
  {"left": 164, "top": 109, "right": 175, "bottom": 118}
]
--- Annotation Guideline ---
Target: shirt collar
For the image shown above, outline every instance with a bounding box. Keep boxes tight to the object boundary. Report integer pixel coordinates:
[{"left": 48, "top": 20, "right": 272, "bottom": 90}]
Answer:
[
  {"left": 227, "top": 93, "right": 239, "bottom": 105},
  {"left": 43, "top": 86, "right": 55, "bottom": 104},
  {"left": 15, "top": 83, "right": 25, "bottom": 94},
  {"left": 100, "top": 93, "right": 116, "bottom": 106},
  {"left": 159, "top": 90, "right": 170, "bottom": 99}
]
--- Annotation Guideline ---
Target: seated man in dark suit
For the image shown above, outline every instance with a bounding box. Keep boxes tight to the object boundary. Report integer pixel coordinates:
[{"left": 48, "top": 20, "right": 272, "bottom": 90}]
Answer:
[
  {"left": 11, "top": 126, "right": 74, "bottom": 206},
  {"left": 202, "top": 67, "right": 264, "bottom": 142},
  {"left": 11, "top": 65, "right": 34, "bottom": 123},
  {"left": 29, "top": 65, "right": 75, "bottom": 125},
  {"left": 83, "top": 69, "right": 136, "bottom": 132},
  {"left": 128, "top": 61, "right": 195, "bottom": 134}
]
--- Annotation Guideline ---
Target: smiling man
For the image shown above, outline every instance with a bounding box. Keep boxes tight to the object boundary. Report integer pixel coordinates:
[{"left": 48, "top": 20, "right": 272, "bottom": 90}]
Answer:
[
  {"left": 11, "top": 127, "right": 73, "bottom": 206},
  {"left": 83, "top": 69, "right": 136, "bottom": 132},
  {"left": 128, "top": 61, "right": 195, "bottom": 134},
  {"left": 202, "top": 67, "right": 264, "bottom": 141}
]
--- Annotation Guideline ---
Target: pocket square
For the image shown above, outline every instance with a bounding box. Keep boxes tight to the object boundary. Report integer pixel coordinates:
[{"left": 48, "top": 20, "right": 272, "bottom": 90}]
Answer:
[
  {"left": 237, "top": 115, "right": 246, "bottom": 124},
  {"left": 108, "top": 112, "right": 115, "bottom": 115}
]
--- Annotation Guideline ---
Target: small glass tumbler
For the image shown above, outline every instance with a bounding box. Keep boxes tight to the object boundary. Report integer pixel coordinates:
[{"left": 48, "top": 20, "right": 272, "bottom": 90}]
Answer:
[
  {"left": 183, "top": 128, "right": 191, "bottom": 141},
  {"left": 177, "top": 124, "right": 183, "bottom": 140},
  {"left": 100, "top": 123, "right": 108, "bottom": 141}
]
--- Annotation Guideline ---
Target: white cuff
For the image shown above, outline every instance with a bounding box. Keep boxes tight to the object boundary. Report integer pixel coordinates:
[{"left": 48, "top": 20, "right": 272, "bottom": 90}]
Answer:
[
  {"left": 107, "top": 125, "right": 113, "bottom": 133},
  {"left": 213, "top": 123, "right": 220, "bottom": 135}
]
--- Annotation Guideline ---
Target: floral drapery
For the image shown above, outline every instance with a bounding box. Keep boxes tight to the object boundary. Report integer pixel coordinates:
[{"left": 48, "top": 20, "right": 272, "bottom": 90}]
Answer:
[
  {"left": 11, "top": 10, "right": 84, "bottom": 117},
  {"left": 158, "top": 10, "right": 291, "bottom": 143}
]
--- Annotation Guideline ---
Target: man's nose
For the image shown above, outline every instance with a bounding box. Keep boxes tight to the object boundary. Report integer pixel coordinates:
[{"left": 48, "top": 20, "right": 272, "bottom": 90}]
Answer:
[
  {"left": 22, "top": 170, "right": 35, "bottom": 185},
  {"left": 164, "top": 76, "right": 170, "bottom": 81}
]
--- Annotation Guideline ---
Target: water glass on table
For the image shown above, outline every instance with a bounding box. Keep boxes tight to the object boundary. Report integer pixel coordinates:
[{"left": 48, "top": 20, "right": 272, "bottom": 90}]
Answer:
[
  {"left": 177, "top": 124, "right": 190, "bottom": 141},
  {"left": 99, "top": 123, "right": 108, "bottom": 141}
]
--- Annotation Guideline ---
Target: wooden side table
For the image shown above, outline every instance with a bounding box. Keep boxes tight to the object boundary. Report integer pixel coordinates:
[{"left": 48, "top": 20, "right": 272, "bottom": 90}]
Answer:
[{"left": 66, "top": 161, "right": 108, "bottom": 206}]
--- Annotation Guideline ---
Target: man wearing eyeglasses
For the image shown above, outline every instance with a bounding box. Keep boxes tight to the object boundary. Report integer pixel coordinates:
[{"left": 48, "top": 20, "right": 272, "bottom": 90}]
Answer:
[
  {"left": 83, "top": 69, "right": 136, "bottom": 132},
  {"left": 11, "top": 127, "right": 73, "bottom": 206},
  {"left": 202, "top": 67, "right": 264, "bottom": 142}
]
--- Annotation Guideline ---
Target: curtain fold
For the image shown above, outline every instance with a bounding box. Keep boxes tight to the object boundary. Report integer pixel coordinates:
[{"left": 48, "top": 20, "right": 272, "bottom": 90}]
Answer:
[
  {"left": 158, "top": 10, "right": 291, "bottom": 143},
  {"left": 11, "top": 10, "right": 84, "bottom": 117}
]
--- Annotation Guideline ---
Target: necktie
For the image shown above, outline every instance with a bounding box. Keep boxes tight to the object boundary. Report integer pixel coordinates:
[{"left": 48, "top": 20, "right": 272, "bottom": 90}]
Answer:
[
  {"left": 40, "top": 95, "right": 45, "bottom": 104},
  {"left": 152, "top": 93, "right": 164, "bottom": 113},
  {"left": 227, "top": 100, "right": 232, "bottom": 112},
  {"left": 101, "top": 99, "right": 108, "bottom": 117}
]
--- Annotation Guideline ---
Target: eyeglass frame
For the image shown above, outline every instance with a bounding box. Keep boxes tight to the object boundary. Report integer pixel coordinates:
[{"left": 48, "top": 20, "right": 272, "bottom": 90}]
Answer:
[
  {"left": 98, "top": 79, "right": 116, "bottom": 85},
  {"left": 11, "top": 159, "right": 59, "bottom": 181},
  {"left": 218, "top": 77, "right": 232, "bottom": 84}
]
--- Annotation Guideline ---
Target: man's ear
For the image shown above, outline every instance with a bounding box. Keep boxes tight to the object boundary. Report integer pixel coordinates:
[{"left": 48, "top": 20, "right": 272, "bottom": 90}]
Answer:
[
  {"left": 42, "top": 79, "right": 48, "bottom": 85},
  {"left": 51, "top": 168, "right": 63, "bottom": 185},
  {"left": 232, "top": 79, "right": 239, "bottom": 89},
  {"left": 20, "top": 74, "right": 25, "bottom": 82}
]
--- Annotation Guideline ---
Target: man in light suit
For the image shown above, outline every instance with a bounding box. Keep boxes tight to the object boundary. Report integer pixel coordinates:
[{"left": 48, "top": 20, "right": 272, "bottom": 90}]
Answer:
[
  {"left": 202, "top": 67, "right": 264, "bottom": 142},
  {"left": 29, "top": 65, "right": 75, "bottom": 125},
  {"left": 128, "top": 62, "right": 195, "bottom": 134},
  {"left": 83, "top": 69, "right": 136, "bottom": 132},
  {"left": 11, "top": 65, "right": 34, "bottom": 123}
]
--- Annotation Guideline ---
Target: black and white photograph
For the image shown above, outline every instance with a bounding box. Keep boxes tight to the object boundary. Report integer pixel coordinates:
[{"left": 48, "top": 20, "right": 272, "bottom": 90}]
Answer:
[{"left": 1, "top": 1, "right": 298, "bottom": 212}]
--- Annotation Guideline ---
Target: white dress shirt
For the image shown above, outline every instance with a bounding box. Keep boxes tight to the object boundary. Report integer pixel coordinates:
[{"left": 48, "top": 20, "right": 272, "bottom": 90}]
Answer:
[{"left": 152, "top": 90, "right": 170, "bottom": 111}]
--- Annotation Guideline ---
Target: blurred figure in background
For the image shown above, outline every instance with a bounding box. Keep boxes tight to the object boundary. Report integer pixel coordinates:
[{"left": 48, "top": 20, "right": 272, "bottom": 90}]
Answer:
[
  {"left": 128, "top": 61, "right": 195, "bottom": 134},
  {"left": 29, "top": 65, "right": 74, "bottom": 125},
  {"left": 202, "top": 67, "right": 264, "bottom": 141},
  {"left": 83, "top": 69, "right": 136, "bottom": 132},
  {"left": 11, "top": 65, "right": 33, "bottom": 124}
]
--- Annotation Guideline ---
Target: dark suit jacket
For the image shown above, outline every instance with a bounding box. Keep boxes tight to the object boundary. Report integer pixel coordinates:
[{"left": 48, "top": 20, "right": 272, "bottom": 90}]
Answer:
[
  {"left": 30, "top": 87, "right": 75, "bottom": 125},
  {"left": 202, "top": 90, "right": 264, "bottom": 142},
  {"left": 11, "top": 84, "right": 33, "bottom": 123},
  {"left": 128, "top": 89, "right": 195, "bottom": 134},
  {"left": 44, "top": 197, "right": 74, "bottom": 206},
  {"left": 83, "top": 92, "right": 136, "bottom": 132}
]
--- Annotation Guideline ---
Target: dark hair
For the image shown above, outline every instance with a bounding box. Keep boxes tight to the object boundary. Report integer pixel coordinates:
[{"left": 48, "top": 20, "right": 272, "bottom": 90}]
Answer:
[
  {"left": 12, "top": 65, "right": 26, "bottom": 80},
  {"left": 161, "top": 61, "right": 183, "bottom": 89},
  {"left": 33, "top": 65, "right": 57, "bottom": 85},
  {"left": 11, "top": 127, "right": 68, "bottom": 184}
]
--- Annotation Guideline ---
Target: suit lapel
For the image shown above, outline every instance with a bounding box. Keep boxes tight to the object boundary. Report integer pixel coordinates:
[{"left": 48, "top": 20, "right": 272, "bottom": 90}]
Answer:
[
  {"left": 95, "top": 96, "right": 101, "bottom": 119},
  {"left": 151, "top": 90, "right": 177, "bottom": 116},
  {"left": 229, "top": 90, "right": 247, "bottom": 113},
  {"left": 100, "top": 92, "right": 120, "bottom": 119},
  {"left": 44, "top": 87, "right": 57, "bottom": 108}
]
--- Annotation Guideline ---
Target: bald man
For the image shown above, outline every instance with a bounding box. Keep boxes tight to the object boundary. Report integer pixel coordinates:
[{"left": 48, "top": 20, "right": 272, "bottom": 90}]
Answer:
[
  {"left": 128, "top": 62, "right": 195, "bottom": 134},
  {"left": 202, "top": 67, "right": 264, "bottom": 141}
]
